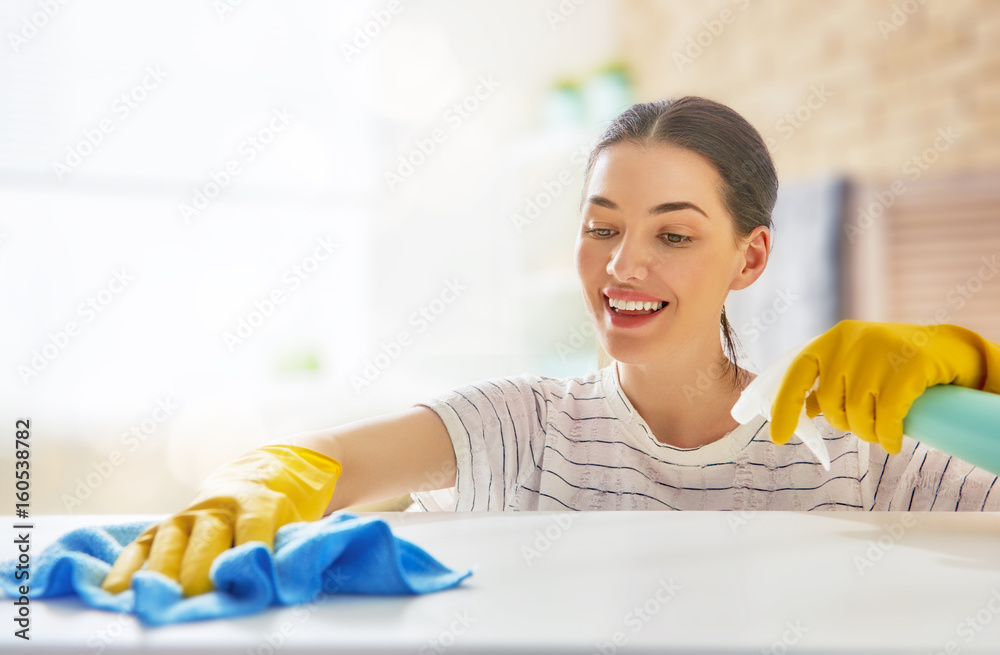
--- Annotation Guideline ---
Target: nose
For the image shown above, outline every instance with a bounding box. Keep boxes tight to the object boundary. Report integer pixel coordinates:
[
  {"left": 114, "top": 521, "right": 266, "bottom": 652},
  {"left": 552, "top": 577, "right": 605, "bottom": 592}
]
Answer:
[{"left": 607, "top": 233, "right": 649, "bottom": 281}]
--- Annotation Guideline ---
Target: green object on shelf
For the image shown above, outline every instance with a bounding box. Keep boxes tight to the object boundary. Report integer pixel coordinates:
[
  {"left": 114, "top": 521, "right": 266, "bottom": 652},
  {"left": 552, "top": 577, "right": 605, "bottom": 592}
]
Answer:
[
  {"left": 543, "top": 81, "right": 585, "bottom": 127},
  {"left": 595, "top": 60, "right": 632, "bottom": 81},
  {"left": 273, "top": 347, "right": 321, "bottom": 375},
  {"left": 582, "top": 66, "right": 633, "bottom": 124},
  {"left": 903, "top": 385, "right": 1000, "bottom": 477}
]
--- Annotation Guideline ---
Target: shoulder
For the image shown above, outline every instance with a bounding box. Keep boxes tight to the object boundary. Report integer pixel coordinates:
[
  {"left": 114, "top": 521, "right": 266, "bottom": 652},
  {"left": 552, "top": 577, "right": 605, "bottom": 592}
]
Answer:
[
  {"left": 453, "top": 367, "right": 608, "bottom": 401},
  {"left": 493, "top": 368, "right": 615, "bottom": 429},
  {"left": 422, "top": 368, "right": 608, "bottom": 415},
  {"left": 531, "top": 367, "right": 607, "bottom": 399}
]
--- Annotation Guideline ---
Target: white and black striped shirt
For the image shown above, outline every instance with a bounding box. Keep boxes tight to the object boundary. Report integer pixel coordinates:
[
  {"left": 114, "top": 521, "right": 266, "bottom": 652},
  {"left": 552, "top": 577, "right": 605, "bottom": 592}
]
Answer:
[{"left": 410, "top": 364, "right": 999, "bottom": 512}]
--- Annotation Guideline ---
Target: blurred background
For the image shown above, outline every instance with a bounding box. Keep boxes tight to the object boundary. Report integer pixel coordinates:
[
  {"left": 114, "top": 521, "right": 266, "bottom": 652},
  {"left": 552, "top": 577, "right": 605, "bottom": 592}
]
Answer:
[{"left": 2, "top": 0, "right": 998, "bottom": 514}]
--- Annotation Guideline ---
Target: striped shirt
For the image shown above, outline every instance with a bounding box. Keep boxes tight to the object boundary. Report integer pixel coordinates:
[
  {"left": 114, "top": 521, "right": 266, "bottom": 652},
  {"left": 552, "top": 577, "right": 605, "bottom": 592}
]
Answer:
[{"left": 409, "top": 364, "right": 999, "bottom": 512}]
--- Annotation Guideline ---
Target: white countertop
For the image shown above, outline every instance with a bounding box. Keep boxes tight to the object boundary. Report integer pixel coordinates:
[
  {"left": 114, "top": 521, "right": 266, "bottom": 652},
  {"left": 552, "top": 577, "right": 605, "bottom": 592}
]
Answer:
[{"left": 3, "top": 511, "right": 1000, "bottom": 654}]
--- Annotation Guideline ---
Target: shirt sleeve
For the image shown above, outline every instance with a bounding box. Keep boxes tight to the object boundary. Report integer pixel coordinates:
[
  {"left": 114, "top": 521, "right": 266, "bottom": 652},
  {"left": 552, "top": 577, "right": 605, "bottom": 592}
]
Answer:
[
  {"left": 863, "top": 435, "right": 999, "bottom": 511},
  {"left": 409, "top": 375, "right": 548, "bottom": 511}
]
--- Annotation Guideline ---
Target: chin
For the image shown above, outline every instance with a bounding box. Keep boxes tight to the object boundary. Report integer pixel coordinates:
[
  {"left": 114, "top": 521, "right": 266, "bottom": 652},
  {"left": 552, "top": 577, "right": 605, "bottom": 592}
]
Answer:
[{"left": 598, "top": 337, "right": 660, "bottom": 366}]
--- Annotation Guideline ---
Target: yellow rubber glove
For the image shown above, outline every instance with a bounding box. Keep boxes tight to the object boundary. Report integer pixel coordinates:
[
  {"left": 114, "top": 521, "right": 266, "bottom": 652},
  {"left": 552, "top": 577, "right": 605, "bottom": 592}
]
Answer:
[
  {"left": 101, "top": 444, "right": 342, "bottom": 598},
  {"left": 770, "top": 320, "right": 1000, "bottom": 455}
]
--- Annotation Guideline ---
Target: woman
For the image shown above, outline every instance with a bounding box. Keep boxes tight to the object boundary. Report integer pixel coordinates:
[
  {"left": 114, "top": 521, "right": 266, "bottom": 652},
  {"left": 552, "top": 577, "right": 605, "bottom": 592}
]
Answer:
[{"left": 102, "top": 97, "right": 1000, "bottom": 598}]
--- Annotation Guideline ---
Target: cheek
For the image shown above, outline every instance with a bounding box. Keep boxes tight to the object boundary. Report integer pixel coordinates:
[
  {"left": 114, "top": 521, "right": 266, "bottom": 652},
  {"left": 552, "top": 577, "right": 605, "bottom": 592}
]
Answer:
[
  {"left": 673, "top": 247, "right": 739, "bottom": 298},
  {"left": 575, "top": 239, "right": 603, "bottom": 282}
]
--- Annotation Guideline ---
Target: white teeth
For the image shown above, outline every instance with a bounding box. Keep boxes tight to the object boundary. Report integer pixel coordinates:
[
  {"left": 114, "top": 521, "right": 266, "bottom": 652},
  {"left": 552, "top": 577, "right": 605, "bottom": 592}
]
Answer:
[{"left": 608, "top": 297, "right": 664, "bottom": 311}]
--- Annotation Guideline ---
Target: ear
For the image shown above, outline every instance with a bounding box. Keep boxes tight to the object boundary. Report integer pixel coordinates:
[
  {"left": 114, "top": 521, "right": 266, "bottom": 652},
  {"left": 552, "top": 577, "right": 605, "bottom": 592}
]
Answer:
[{"left": 730, "top": 225, "right": 770, "bottom": 291}]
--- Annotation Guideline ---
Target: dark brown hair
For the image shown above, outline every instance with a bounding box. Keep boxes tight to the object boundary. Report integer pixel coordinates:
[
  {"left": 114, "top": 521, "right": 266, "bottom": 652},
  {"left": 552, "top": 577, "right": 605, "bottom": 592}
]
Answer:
[{"left": 581, "top": 96, "right": 778, "bottom": 389}]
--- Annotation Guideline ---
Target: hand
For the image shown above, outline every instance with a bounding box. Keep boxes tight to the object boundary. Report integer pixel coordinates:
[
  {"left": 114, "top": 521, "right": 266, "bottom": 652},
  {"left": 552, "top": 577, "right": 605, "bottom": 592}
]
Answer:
[
  {"left": 101, "top": 445, "right": 342, "bottom": 597},
  {"left": 770, "top": 320, "right": 1000, "bottom": 454}
]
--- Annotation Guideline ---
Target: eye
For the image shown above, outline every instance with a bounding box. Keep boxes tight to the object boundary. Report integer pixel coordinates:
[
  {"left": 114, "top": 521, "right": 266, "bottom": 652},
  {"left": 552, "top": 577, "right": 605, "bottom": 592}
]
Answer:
[
  {"left": 586, "top": 228, "right": 615, "bottom": 238},
  {"left": 662, "top": 233, "right": 691, "bottom": 245}
]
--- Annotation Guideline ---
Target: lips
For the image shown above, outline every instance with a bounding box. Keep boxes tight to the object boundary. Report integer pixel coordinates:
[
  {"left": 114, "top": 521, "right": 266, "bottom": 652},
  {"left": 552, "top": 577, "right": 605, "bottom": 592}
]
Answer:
[
  {"left": 602, "top": 289, "right": 668, "bottom": 317},
  {"left": 607, "top": 297, "right": 665, "bottom": 313},
  {"left": 600, "top": 291, "right": 669, "bottom": 330},
  {"left": 603, "top": 287, "right": 666, "bottom": 303}
]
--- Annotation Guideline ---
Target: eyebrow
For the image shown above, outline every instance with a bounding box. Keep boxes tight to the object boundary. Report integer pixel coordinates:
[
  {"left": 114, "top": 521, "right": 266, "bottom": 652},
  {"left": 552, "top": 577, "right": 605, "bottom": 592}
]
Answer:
[{"left": 585, "top": 194, "right": 709, "bottom": 218}]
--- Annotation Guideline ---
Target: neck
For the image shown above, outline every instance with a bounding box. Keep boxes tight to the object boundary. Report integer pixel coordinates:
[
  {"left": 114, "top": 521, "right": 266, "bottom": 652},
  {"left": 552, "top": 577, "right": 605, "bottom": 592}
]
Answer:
[{"left": 616, "top": 342, "right": 753, "bottom": 449}]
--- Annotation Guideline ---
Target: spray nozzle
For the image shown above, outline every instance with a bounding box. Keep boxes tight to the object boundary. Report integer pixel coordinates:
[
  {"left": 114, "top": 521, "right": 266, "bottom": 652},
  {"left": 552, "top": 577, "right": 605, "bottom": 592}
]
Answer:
[{"left": 731, "top": 340, "right": 831, "bottom": 471}]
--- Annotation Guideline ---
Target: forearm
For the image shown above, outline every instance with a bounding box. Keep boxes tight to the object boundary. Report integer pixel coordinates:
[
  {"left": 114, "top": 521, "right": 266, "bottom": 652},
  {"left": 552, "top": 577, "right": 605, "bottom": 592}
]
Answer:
[{"left": 287, "top": 406, "right": 457, "bottom": 515}]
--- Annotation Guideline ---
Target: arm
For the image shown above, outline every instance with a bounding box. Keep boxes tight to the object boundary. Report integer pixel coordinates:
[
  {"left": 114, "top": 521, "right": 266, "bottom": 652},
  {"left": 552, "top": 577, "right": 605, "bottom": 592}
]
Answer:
[
  {"left": 771, "top": 321, "right": 1000, "bottom": 454},
  {"left": 288, "top": 405, "right": 457, "bottom": 515},
  {"left": 102, "top": 405, "right": 456, "bottom": 597}
]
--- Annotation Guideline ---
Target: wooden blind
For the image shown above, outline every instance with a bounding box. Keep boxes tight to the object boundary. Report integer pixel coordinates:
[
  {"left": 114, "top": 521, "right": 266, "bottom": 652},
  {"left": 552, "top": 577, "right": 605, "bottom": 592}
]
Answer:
[{"left": 843, "top": 171, "right": 1000, "bottom": 343}]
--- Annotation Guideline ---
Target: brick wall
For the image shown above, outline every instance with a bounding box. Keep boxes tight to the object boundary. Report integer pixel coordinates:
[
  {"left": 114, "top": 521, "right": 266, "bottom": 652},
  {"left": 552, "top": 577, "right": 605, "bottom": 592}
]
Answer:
[{"left": 617, "top": 0, "right": 1000, "bottom": 182}]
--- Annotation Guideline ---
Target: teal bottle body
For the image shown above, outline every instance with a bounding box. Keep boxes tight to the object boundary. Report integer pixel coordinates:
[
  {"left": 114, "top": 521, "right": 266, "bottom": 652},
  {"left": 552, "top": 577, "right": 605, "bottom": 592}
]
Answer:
[{"left": 903, "top": 385, "right": 1000, "bottom": 477}]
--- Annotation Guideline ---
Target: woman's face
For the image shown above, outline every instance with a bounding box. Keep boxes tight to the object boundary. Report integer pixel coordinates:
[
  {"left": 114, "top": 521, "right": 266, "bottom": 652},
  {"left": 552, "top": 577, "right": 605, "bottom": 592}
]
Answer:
[{"left": 574, "top": 141, "right": 761, "bottom": 366}]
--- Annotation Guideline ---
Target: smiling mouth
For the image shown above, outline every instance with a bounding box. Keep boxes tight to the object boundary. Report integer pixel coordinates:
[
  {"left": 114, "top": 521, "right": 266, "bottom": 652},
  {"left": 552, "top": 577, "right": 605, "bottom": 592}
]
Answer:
[{"left": 605, "top": 295, "right": 667, "bottom": 315}]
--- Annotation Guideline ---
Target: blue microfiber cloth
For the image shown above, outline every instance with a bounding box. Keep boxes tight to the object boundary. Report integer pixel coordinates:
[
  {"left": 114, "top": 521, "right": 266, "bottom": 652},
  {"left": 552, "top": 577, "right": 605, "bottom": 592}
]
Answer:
[{"left": 0, "top": 512, "right": 472, "bottom": 626}]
